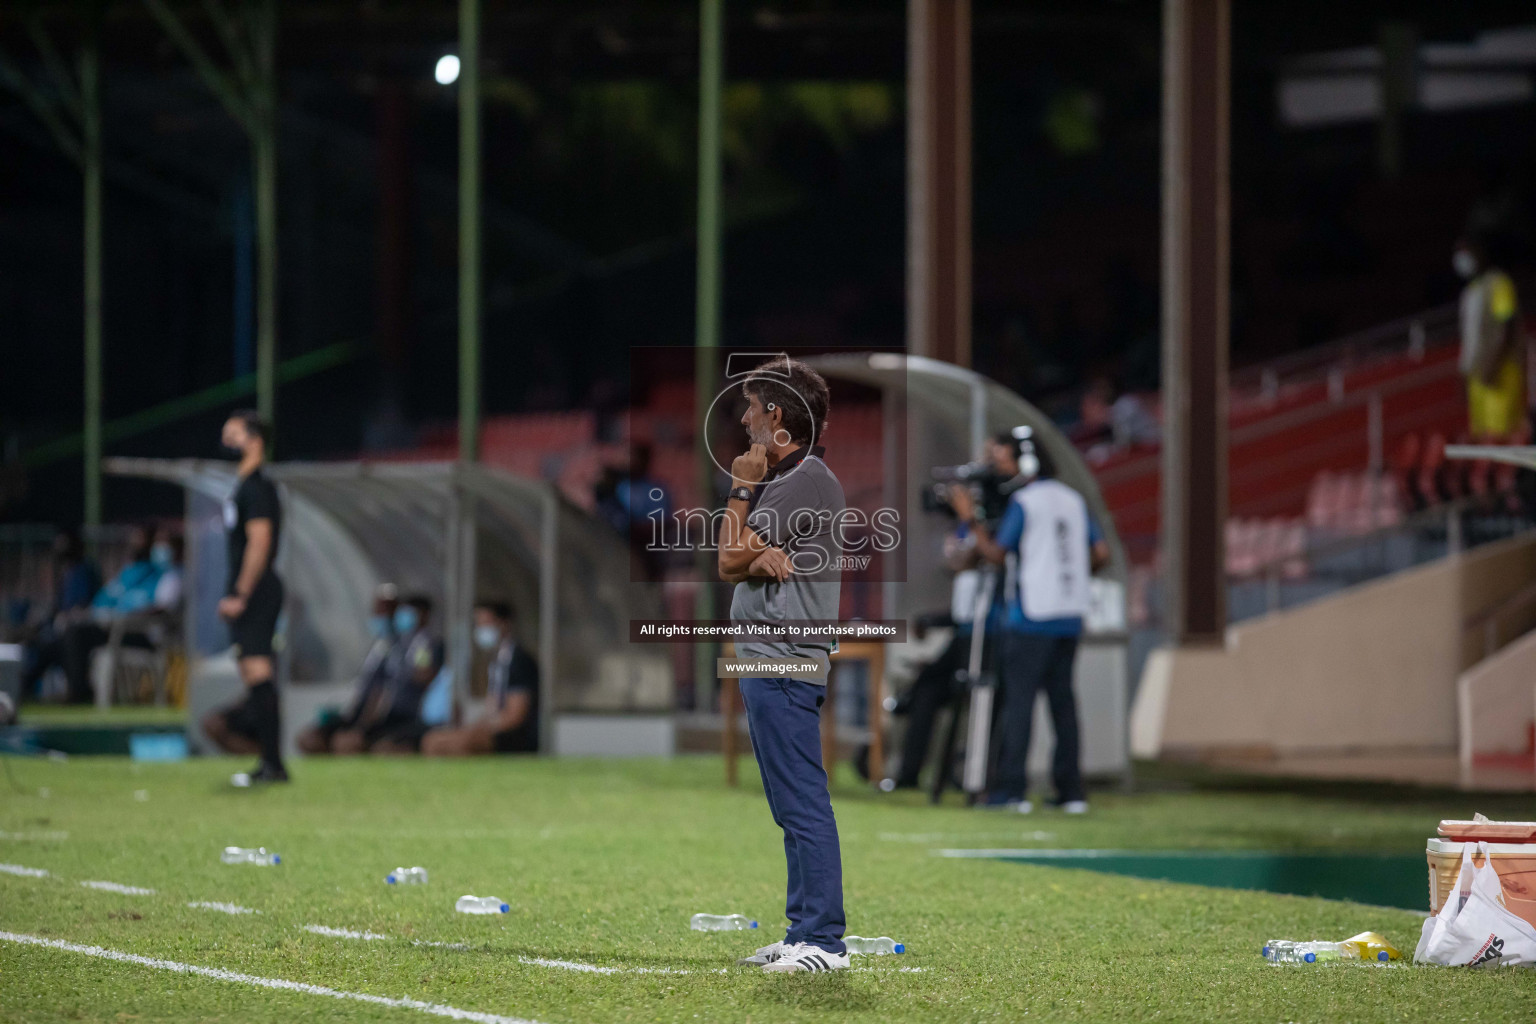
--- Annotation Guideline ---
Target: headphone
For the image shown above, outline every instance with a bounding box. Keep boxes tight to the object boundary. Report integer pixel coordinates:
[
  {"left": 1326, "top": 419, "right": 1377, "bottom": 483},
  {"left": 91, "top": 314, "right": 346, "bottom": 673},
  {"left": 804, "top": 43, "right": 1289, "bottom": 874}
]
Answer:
[{"left": 1011, "top": 425, "right": 1040, "bottom": 479}]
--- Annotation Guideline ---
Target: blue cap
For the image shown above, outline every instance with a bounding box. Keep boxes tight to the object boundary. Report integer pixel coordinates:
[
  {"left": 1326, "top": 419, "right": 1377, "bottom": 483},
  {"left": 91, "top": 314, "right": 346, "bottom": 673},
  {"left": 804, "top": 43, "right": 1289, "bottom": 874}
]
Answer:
[
  {"left": 272, "top": 854, "right": 281, "bottom": 864},
  {"left": 749, "top": 921, "right": 758, "bottom": 929},
  {"left": 894, "top": 943, "right": 905, "bottom": 954},
  {"left": 1303, "top": 952, "right": 1316, "bottom": 963},
  {"left": 499, "top": 903, "right": 509, "bottom": 913},
  {"left": 387, "top": 875, "right": 397, "bottom": 884},
  {"left": 1377, "top": 950, "right": 1389, "bottom": 962}
]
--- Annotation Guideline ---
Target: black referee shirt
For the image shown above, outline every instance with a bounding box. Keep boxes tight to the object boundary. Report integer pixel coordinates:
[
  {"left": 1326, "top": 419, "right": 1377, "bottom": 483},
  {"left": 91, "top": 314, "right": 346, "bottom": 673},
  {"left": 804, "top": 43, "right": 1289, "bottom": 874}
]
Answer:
[{"left": 225, "top": 468, "right": 283, "bottom": 595}]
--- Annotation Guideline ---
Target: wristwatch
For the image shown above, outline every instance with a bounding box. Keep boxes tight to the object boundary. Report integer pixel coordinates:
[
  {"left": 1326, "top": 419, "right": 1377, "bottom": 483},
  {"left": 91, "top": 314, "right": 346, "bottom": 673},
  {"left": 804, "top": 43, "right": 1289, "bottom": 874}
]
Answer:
[{"left": 729, "top": 485, "right": 754, "bottom": 502}]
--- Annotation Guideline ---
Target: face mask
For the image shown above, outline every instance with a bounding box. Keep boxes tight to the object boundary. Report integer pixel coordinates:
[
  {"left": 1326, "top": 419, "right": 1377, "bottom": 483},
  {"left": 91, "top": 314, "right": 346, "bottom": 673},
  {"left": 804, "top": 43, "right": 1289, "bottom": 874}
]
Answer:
[
  {"left": 474, "top": 624, "right": 502, "bottom": 651},
  {"left": 368, "top": 614, "right": 390, "bottom": 638},
  {"left": 1453, "top": 250, "right": 1478, "bottom": 280},
  {"left": 150, "top": 543, "right": 173, "bottom": 568},
  {"left": 393, "top": 606, "right": 420, "bottom": 635}
]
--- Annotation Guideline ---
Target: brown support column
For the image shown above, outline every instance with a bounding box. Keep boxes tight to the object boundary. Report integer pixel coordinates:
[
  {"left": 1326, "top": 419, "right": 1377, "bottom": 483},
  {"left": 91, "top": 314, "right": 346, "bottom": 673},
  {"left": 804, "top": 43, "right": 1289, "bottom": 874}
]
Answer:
[
  {"left": 1160, "top": 0, "right": 1229, "bottom": 644},
  {"left": 867, "top": 645, "right": 885, "bottom": 788},
  {"left": 376, "top": 83, "right": 411, "bottom": 383},
  {"left": 907, "top": 0, "right": 972, "bottom": 367},
  {"left": 722, "top": 678, "right": 739, "bottom": 787}
]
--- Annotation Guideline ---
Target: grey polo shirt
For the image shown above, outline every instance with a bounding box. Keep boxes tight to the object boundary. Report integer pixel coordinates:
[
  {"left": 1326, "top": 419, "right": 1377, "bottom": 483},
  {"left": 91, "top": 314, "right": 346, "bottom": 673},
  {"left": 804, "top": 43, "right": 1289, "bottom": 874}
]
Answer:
[{"left": 729, "top": 445, "right": 845, "bottom": 682}]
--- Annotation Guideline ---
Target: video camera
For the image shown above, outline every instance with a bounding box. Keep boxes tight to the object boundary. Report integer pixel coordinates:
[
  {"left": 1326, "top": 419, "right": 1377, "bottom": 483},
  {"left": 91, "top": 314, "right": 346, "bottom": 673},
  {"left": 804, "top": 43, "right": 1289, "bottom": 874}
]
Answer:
[{"left": 921, "top": 461, "right": 1013, "bottom": 523}]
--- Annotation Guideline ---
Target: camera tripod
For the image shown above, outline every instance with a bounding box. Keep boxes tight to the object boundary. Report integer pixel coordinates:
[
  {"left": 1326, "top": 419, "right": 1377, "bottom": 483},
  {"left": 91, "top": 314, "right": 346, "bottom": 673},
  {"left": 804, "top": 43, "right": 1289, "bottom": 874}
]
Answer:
[{"left": 928, "top": 566, "right": 1002, "bottom": 805}]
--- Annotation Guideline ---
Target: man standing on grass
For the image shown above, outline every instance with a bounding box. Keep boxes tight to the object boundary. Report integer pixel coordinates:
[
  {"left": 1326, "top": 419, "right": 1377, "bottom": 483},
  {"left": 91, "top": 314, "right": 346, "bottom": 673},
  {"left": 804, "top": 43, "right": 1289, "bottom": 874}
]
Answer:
[
  {"left": 951, "top": 429, "right": 1109, "bottom": 814},
  {"left": 201, "top": 410, "right": 288, "bottom": 785},
  {"left": 717, "top": 357, "right": 849, "bottom": 973}
]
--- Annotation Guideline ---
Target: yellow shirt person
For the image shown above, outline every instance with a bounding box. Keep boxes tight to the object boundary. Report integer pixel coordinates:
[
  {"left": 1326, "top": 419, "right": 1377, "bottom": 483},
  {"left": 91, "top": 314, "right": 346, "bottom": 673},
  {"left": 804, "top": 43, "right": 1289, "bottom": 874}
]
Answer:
[{"left": 1456, "top": 240, "right": 1526, "bottom": 440}]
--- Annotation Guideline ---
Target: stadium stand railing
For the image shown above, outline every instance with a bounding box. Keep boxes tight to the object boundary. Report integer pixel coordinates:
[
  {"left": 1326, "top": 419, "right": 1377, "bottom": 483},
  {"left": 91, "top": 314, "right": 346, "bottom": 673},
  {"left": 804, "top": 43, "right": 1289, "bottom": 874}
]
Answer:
[{"left": 1094, "top": 304, "right": 1469, "bottom": 551}]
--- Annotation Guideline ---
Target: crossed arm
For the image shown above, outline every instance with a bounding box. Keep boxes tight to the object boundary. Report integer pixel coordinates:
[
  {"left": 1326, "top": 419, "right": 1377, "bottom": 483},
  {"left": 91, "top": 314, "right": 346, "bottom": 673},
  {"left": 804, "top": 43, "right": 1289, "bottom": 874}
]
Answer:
[
  {"left": 717, "top": 443, "right": 793, "bottom": 585},
  {"left": 717, "top": 499, "right": 793, "bottom": 584}
]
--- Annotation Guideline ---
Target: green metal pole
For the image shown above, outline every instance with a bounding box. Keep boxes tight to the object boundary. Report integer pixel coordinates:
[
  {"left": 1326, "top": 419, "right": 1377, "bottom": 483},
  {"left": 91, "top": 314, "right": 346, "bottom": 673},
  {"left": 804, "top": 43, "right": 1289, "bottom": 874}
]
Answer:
[
  {"left": 458, "top": 0, "right": 481, "bottom": 463},
  {"left": 694, "top": 0, "right": 723, "bottom": 701},
  {"left": 695, "top": 0, "right": 722, "bottom": 366},
  {"left": 253, "top": 0, "right": 277, "bottom": 441},
  {"left": 81, "top": 12, "right": 102, "bottom": 532}
]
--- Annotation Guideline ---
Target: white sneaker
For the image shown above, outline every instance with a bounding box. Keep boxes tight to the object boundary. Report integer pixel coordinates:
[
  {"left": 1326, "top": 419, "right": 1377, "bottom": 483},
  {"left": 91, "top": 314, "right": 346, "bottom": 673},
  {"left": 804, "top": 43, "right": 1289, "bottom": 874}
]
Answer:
[
  {"left": 760, "top": 942, "right": 850, "bottom": 973},
  {"left": 1060, "top": 800, "right": 1089, "bottom": 814},
  {"left": 737, "top": 940, "right": 791, "bottom": 966}
]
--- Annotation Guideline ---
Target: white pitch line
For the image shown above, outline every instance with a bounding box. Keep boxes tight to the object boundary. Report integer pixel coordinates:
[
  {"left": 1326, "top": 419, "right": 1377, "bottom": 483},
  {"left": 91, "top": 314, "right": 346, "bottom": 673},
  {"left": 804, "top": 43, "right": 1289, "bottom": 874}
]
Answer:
[
  {"left": 519, "top": 956, "right": 620, "bottom": 974},
  {"left": 518, "top": 956, "right": 715, "bottom": 976},
  {"left": 188, "top": 901, "right": 258, "bottom": 915},
  {"left": 878, "top": 830, "right": 1055, "bottom": 843},
  {"left": 0, "top": 863, "right": 49, "bottom": 878},
  {"left": 0, "top": 931, "right": 545, "bottom": 1024},
  {"left": 303, "top": 924, "right": 390, "bottom": 941},
  {"left": 0, "top": 830, "right": 69, "bottom": 841},
  {"left": 81, "top": 880, "right": 156, "bottom": 895}
]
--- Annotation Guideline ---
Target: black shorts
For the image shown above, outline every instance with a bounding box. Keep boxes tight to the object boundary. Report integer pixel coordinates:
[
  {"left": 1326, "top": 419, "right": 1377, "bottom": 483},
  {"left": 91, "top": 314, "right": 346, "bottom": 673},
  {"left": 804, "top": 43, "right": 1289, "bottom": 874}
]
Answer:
[
  {"left": 229, "top": 573, "right": 283, "bottom": 659},
  {"left": 492, "top": 725, "right": 538, "bottom": 753}
]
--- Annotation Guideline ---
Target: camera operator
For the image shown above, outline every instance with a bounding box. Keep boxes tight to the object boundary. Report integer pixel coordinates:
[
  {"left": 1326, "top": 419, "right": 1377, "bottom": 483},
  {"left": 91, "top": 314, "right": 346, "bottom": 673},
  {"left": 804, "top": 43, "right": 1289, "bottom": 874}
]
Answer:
[
  {"left": 949, "top": 428, "right": 1109, "bottom": 814},
  {"left": 892, "top": 433, "right": 1026, "bottom": 790}
]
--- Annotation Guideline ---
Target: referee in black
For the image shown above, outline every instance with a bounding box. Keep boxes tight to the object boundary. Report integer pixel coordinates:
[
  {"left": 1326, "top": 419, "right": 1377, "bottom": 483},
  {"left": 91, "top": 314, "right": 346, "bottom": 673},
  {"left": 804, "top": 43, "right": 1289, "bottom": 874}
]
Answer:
[{"left": 200, "top": 410, "right": 289, "bottom": 784}]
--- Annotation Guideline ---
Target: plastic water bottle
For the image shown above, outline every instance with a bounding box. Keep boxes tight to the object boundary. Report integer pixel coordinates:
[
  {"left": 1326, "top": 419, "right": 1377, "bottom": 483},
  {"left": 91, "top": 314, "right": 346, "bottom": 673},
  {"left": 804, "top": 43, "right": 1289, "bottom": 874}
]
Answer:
[
  {"left": 690, "top": 913, "right": 757, "bottom": 931},
  {"left": 1262, "top": 940, "right": 1343, "bottom": 963},
  {"left": 386, "top": 866, "right": 428, "bottom": 885},
  {"left": 1340, "top": 931, "right": 1400, "bottom": 962},
  {"left": 844, "top": 935, "right": 905, "bottom": 955},
  {"left": 221, "top": 846, "right": 280, "bottom": 866},
  {"left": 455, "top": 895, "right": 508, "bottom": 915}
]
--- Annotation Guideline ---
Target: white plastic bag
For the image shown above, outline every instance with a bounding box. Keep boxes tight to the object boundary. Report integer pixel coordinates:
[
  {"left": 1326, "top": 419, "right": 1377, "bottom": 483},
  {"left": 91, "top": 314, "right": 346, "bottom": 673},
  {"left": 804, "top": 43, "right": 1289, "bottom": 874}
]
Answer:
[{"left": 1415, "top": 842, "right": 1536, "bottom": 967}]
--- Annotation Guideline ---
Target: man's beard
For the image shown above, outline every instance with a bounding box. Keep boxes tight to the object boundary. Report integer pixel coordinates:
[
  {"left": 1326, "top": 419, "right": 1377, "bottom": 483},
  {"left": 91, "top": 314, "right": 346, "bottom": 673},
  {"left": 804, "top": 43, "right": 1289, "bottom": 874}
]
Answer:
[{"left": 746, "top": 422, "right": 773, "bottom": 448}]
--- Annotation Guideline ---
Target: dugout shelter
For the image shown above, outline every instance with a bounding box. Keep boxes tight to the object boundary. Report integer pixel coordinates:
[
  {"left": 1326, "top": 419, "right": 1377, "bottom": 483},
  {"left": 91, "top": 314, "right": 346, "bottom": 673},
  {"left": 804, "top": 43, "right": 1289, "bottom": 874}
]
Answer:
[{"left": 104, "top": 457, "right": 668, "bottom": 756}]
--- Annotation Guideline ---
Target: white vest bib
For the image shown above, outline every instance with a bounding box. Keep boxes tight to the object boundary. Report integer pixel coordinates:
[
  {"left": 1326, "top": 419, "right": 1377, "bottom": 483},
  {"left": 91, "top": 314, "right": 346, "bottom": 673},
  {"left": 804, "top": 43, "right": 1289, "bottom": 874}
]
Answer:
[{"left": 1014, "top": 479, "right": 1091, "bottom": 621}]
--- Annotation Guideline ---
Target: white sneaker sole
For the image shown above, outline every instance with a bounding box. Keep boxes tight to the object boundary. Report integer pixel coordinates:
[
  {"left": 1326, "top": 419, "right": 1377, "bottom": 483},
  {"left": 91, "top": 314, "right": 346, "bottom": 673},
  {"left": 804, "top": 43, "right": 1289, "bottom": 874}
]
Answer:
[
  {"left": 761, "top": 962, "right": 848, "bottom": 973},
  {"left": 761, "top": 951, "right": 850, "bottom": 972}
]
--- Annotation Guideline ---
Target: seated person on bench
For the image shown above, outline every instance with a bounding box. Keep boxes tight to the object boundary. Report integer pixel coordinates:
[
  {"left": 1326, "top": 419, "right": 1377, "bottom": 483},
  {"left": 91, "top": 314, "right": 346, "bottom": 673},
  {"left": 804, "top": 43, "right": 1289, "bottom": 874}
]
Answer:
[
  {"left": 332, "top": 594, "right": 440, "bottom": 755},
  {"left": 296, "top": 583, "right": 400, "bottom": 754},
  {"left": 61, "top": 527, "right": 181, "bottom": 704},
  {"left": 21, "top": 527, "right": 100, "bottom": 701},
  {"left": 422, "top": 599, "right": 540, "bottom": 755}
]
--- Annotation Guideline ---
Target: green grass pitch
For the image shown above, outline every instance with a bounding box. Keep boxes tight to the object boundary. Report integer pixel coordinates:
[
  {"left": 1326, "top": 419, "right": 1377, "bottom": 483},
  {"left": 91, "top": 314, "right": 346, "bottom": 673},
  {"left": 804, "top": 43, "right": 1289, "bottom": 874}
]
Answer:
[{"left": 2, "top": 755, "right": 1534, "bottom": 1022}]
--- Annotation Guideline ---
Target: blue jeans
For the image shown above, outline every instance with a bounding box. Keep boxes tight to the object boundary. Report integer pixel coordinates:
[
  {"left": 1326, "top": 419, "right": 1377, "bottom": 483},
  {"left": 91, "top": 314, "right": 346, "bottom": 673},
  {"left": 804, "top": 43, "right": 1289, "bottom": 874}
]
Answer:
[{"left": 740, "top": 676, "right": 846, "bottom": 955}]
